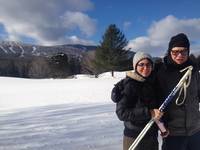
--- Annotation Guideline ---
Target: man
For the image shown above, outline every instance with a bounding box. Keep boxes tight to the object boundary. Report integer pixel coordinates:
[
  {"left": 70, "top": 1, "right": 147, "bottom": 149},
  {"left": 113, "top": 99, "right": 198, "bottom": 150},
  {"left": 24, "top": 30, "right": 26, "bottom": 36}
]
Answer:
[{"left": 155, "top": 33, "right": 200, "bottom": 150}]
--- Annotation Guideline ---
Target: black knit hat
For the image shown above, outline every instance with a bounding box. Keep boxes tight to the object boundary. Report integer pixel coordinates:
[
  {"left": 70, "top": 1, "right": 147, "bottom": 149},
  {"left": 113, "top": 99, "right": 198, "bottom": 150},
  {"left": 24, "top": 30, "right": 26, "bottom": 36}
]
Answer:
[{"left": 168, "top": 33, "right": 190, "bottom": 54}]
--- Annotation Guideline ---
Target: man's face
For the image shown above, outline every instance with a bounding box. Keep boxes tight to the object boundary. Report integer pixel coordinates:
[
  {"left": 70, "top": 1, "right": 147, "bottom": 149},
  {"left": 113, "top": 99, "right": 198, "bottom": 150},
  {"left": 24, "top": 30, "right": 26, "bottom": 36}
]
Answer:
[{"left": 170, "top": 47, "right": 189, "bottom": 64}]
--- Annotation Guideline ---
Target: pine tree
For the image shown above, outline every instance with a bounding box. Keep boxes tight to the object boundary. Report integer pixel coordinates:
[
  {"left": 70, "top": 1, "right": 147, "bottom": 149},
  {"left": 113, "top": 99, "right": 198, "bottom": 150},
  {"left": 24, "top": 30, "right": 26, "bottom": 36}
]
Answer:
[{"left": 94, "top": 24, "right": 130, "bottom": 76}]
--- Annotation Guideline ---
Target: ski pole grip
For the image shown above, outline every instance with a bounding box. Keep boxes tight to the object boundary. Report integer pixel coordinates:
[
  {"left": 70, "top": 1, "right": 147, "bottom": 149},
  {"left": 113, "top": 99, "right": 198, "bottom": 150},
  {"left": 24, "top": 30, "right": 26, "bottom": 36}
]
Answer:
[{"left": 154, "top": 120, "right": 167, "bottom": 133}]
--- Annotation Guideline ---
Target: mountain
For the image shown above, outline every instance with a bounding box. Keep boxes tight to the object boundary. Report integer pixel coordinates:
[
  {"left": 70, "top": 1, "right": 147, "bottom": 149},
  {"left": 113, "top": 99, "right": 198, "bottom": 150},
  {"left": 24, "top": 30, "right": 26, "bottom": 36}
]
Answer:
[
  {"left": 0, "top": 41, "right": 97, "bottom": 78},
  {"left": 0, "top": 41, "right": 135, "bottom": 78},
  {"left": 0, "top": 41, "right": 96, "bottom": 58}
]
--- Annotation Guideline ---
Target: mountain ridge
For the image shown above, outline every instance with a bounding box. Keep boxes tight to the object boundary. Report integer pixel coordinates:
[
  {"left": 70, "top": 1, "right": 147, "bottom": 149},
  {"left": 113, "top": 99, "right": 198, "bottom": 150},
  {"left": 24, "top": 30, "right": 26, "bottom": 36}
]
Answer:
[{"left": 0, "top": 41, "right": 97, "bottom": 58}]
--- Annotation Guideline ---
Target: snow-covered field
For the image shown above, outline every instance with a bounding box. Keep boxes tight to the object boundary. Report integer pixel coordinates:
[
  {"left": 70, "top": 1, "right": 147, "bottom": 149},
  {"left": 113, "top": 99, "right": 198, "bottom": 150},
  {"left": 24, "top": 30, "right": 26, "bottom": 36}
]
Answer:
[{"left": 0, "top": 72, "right": 162, "bottom": 150}]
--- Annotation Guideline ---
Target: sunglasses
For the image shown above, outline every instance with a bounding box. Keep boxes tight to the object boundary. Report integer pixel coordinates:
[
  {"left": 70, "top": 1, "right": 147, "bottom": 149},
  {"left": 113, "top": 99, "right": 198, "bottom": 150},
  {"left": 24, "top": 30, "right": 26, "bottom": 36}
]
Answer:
[
  {"left": 171, "top": 49, "right": 188, "bottom": 56},
  {"left": 137, "top": 63, "right": 152, "bottom": 68}
]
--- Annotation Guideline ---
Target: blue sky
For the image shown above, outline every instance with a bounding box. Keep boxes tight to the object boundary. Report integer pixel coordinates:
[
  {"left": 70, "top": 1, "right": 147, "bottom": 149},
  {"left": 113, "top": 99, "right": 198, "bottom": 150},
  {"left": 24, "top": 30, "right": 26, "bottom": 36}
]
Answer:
[{"left": 0, "top": 0, "right": 200, "bottom": 56}]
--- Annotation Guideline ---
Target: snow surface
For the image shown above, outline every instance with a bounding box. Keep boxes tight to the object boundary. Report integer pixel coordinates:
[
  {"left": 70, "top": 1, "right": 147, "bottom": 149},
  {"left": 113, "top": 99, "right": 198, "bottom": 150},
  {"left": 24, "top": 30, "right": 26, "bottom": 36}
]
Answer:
[{"left": 0, "top": 71, "right": 162, "bottom": 150}]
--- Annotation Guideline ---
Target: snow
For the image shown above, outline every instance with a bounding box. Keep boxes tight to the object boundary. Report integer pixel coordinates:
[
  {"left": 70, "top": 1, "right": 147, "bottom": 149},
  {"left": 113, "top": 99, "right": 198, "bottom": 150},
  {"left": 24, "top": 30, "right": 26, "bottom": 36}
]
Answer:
[
  {"left": 0, "top": 45, "right": 8, "bottom": 53},
  {"left": 0, "top": 72, "right": 162, "bottom": 150},
  {"left": 0, "top": 75, "right": 120, "bottom": 111}
]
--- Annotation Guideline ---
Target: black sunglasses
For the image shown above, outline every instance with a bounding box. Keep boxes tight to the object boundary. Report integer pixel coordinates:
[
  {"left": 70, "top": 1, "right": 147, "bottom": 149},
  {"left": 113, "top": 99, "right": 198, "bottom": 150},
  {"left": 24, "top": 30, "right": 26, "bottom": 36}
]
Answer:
[{"left": 171, "top": 49, "right": 188, "bottom": 56}]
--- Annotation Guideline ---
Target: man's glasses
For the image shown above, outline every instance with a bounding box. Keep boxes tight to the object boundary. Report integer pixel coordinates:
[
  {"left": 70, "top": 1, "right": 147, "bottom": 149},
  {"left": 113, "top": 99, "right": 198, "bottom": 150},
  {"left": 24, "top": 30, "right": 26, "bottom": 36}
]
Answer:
[
  {"left": 171, "top": 49, "right": 188, "bottom": 56},
  {"left": 137, "top": 63, "right": 152, "bottom": 68}
]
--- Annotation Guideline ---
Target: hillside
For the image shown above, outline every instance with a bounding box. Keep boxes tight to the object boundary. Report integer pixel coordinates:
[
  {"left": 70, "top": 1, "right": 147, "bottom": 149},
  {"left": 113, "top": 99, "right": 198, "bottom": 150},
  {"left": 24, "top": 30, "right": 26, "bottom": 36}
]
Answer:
[
  {"left": 0, "top": 41, "right": 97, "bottom": 78},
  {"left": 0, "top": 41, "right": 96, "bottom": 57}
]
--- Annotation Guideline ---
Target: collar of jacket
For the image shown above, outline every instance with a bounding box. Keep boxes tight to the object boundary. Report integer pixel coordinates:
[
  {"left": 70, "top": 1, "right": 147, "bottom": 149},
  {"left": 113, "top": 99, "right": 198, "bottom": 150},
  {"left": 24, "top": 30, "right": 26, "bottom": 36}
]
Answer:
[
  {"left": 126, "top": 70, "right": 146, "bottom": 82},
  {"left": 163, "top": 56, "right": 194, "bottom": 71}
]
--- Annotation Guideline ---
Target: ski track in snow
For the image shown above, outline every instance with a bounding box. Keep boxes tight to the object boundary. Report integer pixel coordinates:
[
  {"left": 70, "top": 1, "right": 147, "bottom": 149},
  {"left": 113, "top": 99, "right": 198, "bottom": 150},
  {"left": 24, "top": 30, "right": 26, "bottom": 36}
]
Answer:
[
  {"left": 0, "top": 74, "right": 164, "bottom": 150},
  {"left": 0, "top": 103, "right": 123, "bottom": 150}
]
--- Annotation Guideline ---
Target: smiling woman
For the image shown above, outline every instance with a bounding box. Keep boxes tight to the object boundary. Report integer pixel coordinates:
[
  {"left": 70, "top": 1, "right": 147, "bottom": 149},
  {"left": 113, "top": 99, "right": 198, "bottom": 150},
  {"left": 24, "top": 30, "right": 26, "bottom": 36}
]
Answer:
[
  {"left": 136, "top": 59, "right": 153, "bottom": 78},
  {"left": 115, "top": 51, "right": 162, "bottom": 150}
]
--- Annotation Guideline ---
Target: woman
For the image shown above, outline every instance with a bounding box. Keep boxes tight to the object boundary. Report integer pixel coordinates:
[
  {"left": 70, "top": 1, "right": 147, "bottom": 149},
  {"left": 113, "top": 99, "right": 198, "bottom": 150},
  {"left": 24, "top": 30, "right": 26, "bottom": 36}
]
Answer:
[
  {"left": 155, "top": 33, "right": 200, "bottom": 150},
  {"left": 116, "top": 51, "right": 162, "bottom": 150}
]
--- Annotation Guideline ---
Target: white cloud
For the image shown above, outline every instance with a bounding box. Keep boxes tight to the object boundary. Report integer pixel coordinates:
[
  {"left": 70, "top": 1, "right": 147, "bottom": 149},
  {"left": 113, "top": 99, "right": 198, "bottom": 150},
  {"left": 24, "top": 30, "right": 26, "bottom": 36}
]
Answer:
[
  {"left": 0, "top": 0, "right": 96, "bottom": 45},
  {"left": 127, "top": 15, "right": 200, "bottom": 57},
  {"left": 123, "top": 21, "right": 132, "bottom": 30},
  {"left": 34, "top": 35, "right": 95, "bottom": 46},
  {"left": 67, "top": 36, "right": 95, "bottom": 45},
  {"left": 62, "top": 11, "right": 96, "bottom": 37}
]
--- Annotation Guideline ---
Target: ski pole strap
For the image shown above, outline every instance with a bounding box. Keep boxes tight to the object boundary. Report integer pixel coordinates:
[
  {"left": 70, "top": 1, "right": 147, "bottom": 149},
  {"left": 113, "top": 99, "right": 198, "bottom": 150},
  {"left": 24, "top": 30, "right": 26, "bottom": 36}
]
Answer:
[
  {"left": 175, "top": 66, "right": 192, "bottom": 106},
  {"left": 154, "top": 119, "right": 167, "bottom": 133},
  {"left": 159, "top": 65, "right": 193, "bottom": 112}
]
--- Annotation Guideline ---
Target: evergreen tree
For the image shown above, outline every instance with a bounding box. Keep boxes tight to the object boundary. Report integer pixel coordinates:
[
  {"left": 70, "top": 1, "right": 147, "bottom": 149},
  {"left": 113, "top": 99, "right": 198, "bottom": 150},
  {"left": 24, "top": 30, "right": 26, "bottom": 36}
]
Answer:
[
  {"left": 197, "top": 55, "right": 200, "bottom": 69},
  {"left": 94, "top": 24, "right": 130, "bottom": 76}
]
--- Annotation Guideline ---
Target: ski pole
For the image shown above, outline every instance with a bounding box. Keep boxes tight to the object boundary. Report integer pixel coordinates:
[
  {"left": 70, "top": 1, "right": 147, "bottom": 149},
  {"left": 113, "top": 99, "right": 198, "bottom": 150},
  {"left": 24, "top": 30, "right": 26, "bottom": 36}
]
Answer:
[{"left": 128, "top": 66, "right": 193, "bottom": 150}]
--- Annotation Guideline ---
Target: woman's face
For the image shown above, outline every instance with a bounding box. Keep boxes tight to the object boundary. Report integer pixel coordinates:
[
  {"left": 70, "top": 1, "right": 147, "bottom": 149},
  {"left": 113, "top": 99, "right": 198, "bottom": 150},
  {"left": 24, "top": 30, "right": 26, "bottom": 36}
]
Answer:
[
  {"left": 136, "top": 58, "right": 152, "bottom": 77},
  {"left": 170, "top": 47, "right": 189, "bottom": 64}
]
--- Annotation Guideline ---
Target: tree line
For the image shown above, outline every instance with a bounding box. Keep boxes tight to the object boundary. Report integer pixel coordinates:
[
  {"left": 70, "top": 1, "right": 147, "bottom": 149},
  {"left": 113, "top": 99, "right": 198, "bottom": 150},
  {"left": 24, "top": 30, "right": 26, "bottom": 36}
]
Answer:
[{"left": 0, "top": 54, "right": 81, "bottom": 78}]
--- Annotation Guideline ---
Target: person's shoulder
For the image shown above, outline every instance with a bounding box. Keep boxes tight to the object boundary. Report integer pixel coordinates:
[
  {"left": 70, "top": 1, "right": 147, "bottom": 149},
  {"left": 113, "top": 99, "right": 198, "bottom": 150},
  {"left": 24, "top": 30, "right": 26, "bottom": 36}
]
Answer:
[
  {"left": 154, "top": 59, "right": 165, "bottom": 72},
  {"left": 124, "top": 76, "right": 134, "bottom": 82},
  {"left": 124, "top": 75, "right": 141, "bottom": 86},
  {"left": 189, "top": 59, "right": 199, "bottom": 71},
  {"left": 121, "top": 77, "right": 134, "bottom": 89},
  {"left": 116, "top": 76, "right": 133, "bottom": 88}
]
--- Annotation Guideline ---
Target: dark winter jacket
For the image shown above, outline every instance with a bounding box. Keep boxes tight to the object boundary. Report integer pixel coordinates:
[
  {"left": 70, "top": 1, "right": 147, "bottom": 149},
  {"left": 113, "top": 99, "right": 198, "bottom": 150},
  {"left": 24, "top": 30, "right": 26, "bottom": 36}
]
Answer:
[
  {"left": 116, "top": 71, "right": 158, "bottom": 138},
  {"left": 155, "top": 56, "right": 200, "bottom": 136}
]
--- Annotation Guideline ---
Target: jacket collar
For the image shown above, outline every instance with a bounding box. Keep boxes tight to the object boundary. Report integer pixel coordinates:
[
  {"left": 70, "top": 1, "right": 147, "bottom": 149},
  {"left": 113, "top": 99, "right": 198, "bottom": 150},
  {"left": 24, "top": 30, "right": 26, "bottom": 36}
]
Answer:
[
  {"left": 126, "top": 70, "right": 145, "bottom": 82},
  {"left": 163, "top": 56, "right": 194, "bottom": 71}
]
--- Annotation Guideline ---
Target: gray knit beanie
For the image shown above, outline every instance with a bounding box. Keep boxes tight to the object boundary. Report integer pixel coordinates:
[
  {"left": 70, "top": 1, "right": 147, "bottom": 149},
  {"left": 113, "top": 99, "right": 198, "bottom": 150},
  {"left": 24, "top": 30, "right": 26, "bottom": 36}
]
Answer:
[{"left": 133, "top": 51, "right": 153, "bottom": 70}]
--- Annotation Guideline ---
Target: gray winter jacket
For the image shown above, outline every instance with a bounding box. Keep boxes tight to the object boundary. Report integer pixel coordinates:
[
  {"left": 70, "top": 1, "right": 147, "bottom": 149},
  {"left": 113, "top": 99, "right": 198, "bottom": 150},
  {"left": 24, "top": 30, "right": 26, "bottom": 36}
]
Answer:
[{"left": 155, "top": 57, "right": 200, "bottom": 136}]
